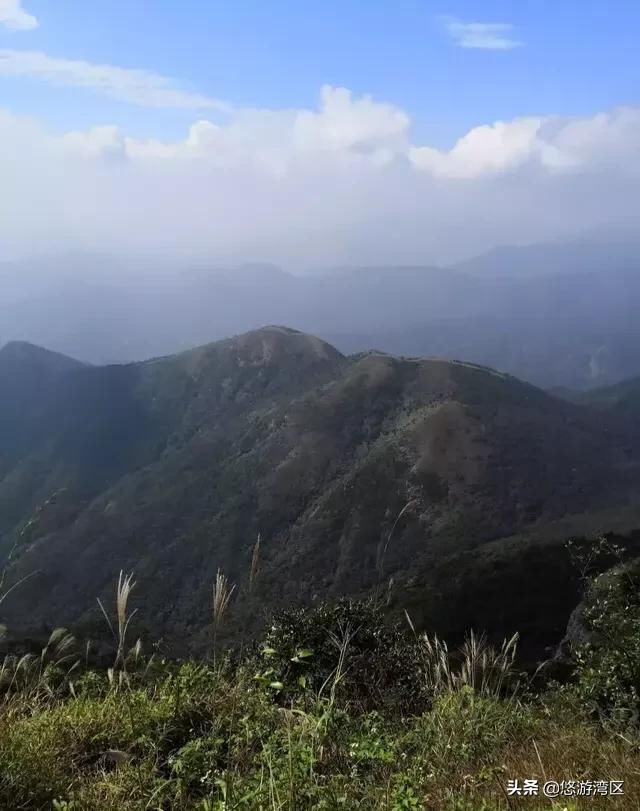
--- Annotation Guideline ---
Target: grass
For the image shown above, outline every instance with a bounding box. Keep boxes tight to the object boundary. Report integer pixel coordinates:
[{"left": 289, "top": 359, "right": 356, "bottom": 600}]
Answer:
[
  {"left": 2, "top": 556, "right": 640, "bottom": 809},
  {"left": 97, "top": 570, "right": 138, "bottom": 672},
  {"left": 212, "top": 569, "right": 236, "bottom": 665},
  {"left": 1, "top": 667, "right": 638, "bottom": 810}
]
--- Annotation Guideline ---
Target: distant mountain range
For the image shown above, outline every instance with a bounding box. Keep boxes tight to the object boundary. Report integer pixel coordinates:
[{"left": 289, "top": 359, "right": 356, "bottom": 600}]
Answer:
[
  {"left": 1, "top": 237, "right": 640, "bottom": 390},
  {"left": 3, "top": 327, "right": 640, "bottom": 659}
]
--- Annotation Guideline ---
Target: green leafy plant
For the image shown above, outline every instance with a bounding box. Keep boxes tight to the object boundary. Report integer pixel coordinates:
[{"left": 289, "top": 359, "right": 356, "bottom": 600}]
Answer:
[
  {"left": 255, "top": 598, "right": 427, "bottom": 711},
  {"left": 573, "top": 556, "right": 640, "bottom": 728}
]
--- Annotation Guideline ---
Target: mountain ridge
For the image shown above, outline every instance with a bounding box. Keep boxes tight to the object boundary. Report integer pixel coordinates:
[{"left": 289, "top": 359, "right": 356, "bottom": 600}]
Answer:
[
  {"left": 3, "top": 237, "right": 640, "bottom": 387},
  {"left": 2, "top": 326, "right": 640, "bottom": 654}
]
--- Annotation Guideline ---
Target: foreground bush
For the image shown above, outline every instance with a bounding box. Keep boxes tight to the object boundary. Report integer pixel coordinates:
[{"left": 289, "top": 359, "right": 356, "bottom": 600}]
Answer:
[
  {"left": 254, "top": 598, "right": 427, "bottom": 712},
  {"left": 2, "top": 664, "right": 638, "bottom": 810},
  {"left": 3, "top": 555, "right": 640, "bottom": 809},
  {"left": 572, "top": 556, "right": 640, "bottom": 730}
]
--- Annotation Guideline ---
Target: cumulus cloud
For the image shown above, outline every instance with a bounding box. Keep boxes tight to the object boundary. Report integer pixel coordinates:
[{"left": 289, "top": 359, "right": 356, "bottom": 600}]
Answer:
[
  {"left": 409, "top": 108, "right": 640, "bottom": 178},
  {"left": 0, "top": 50, "right": 228, "bottom": 109},
  {"left": 0, "top": 87, "right": 638, "bottom": 265},
  {"left": 410, "top": 118, "right": 542, "bottom": 178},
  {"left": 441, "top": 17, "right": 522, "bottom": 50},
  {"left": 292, "top": 86, "right": 410, "bottom": 155},
  {"left": 0, "top": 0, "right": 37, "bottom": 30},
  {"left": 119, "top": 86, "right": 410, "bottom": 173}
]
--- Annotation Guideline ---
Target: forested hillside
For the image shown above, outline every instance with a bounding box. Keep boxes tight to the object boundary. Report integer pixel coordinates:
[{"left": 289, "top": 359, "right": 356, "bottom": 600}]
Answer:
[{"left": 3, "top": 326, "right": 640, "bottom": 658}]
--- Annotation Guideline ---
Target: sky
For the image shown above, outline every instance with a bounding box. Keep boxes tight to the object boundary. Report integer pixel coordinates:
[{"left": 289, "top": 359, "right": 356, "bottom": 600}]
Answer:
[{"left": 1, "top": 0, "right": 639, "bottom": 267}]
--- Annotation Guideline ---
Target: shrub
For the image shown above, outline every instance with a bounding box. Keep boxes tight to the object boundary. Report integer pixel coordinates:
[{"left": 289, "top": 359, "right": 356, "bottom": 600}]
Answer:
[
  {"left": 573, "top": 557, "right": 640, "bottom": 728},
  {"left": 3, "top": 580, "right": 640, "bottom": 809},
  {"left": 254, "top": 598, "right": 427, "bottom": 712}
]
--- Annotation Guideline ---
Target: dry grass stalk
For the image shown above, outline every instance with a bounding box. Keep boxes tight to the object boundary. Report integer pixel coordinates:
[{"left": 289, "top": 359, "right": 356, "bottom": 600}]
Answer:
[
  {"left": 212, "top": 568, "right": 236, "bottom": 664},
  {"left": 376, "top": 500, "right": 418, "bottom": 581},
  {"left": 420, "top": 630, "right": 520, "bottom": 699},
  {"left": 321, "top": 622, "right": 354, "bottom": 707},
  {"left": 0, "top": 570, "right": 38, "bottom": 610},
  {"left": 249, "top": 534, "right": 261, "bottom": 594},
  {"left": 97, "top": 570, "right": 137, "bottom": 671},
  {"left": 1, "top": 627, "right": 78, "bottom": 699}
]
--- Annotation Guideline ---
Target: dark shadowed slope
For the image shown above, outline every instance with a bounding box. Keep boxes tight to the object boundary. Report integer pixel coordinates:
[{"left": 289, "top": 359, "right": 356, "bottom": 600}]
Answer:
[
  {"left": 0, "top": 343, "right": 89, "bottom": 528},
  {"left": 2, "top": 327, "right": 640, "bottom": 652},
  {"left": 0, "top": 341, "right": 86, "bottom": 412}
]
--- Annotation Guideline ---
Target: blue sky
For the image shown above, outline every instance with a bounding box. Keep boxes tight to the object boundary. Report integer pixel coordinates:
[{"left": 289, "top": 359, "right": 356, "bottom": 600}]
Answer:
[
  {"left": 1, "top": 0, "right": 639, "bottom": 144},
  {"left": 0, "top": 0, "right": 638, "bottom": 265}
]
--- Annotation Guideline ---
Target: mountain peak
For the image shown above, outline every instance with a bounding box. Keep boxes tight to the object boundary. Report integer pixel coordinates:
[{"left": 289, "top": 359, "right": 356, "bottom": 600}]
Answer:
[
  {"left": 233, "top": 326, "right": 344, "bottom": 366},
  {"left": 1, "top": 339, "right": 46, "bottom": 354},
  {"left": 178, "top": 326, "right": 345, "bottom": 372},
  {"left": 0, "top": 341, "right": 84, "bottom": 372},
  {"left": 2, "top": 317, "right": 639, "bottom": 658}
]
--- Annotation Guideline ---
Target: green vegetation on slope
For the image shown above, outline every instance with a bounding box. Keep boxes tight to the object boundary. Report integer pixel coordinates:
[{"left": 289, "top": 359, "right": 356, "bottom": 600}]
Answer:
[
  {"left": 3, "top": 327, "right": 640, "bottom": 656},
  {"left": 2, "top": 545, "right": 640, "bottom": 810}
]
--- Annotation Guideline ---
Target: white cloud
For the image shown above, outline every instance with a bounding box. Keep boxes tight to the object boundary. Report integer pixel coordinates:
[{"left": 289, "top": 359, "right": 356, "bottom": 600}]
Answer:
[
  {"left": 0, "top": 0, "right": 37, "bottom": 30},
  {"left": 293, "top": 85, "right": 410, "bottom": 155},
  {"left": 409, "top": 108, "right": 640, "bottom": 179},
  {"left": 0, "top": 49, "right": 228, "bottom": 109},
  {"left": 0, "top": 90, "right": 638, "bottom": 265},
  {"left": 62, "top": 125, "right": 128, "bottom": 161},
  {"left": 410, "top": 118, "right": 543, "bottom": 177},
  {"left": 119, "top": 86, "right": 411, "bottom": 173},
  {"left": 441, "top": 17, "right": 522, "bottom": 50}
]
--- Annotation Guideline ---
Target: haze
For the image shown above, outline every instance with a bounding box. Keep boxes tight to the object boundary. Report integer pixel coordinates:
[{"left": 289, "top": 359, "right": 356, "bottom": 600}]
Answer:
[
  {"left": 2, "top": 93, "right": 640, "bottom": 267},
  {"left": 1, "top": 0, "right": 640, "bottom": 387}
]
